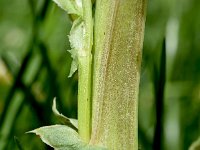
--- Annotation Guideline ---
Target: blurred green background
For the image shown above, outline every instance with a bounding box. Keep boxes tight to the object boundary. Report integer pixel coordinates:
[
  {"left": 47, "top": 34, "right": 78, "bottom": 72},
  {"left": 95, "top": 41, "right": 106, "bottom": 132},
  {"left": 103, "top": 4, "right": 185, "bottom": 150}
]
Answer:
[{"left": 0, "top": 0, "right": 199, "bottom": 149}]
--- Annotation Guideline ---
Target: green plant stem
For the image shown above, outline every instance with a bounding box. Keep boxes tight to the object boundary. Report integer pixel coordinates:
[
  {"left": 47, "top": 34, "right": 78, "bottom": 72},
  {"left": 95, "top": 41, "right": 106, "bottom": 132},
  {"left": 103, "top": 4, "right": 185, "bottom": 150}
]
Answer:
[
  {"left": 90, "top": 0, "right": 147, "bottom": 149},
  {"left": 78, "top": 57, "right": 92, "bottom": 142},
  {"left": 78, "top": 0, "right": 93, "bottom": 142}
]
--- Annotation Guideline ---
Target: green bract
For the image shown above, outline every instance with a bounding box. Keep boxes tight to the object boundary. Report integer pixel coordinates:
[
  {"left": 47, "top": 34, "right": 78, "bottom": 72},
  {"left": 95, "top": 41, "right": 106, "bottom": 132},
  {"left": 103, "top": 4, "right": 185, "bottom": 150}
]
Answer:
[
  {"left": 29, "top": 100, "right": 106, "bottom": 150},
  {"left": 52, "top": 98, "right": 78, "bottom": 131},
  {"left": 29, "top": 125, "right": 84, "bottom": 150},
  {"left": 29, "top": 125, "right": 107, "bottom": 150},
  {"left": 68, "top": 17, "right": 84, "bottom": 77},
  {"left": 53, "top": 0, "right": 85, "bottom": 77}
]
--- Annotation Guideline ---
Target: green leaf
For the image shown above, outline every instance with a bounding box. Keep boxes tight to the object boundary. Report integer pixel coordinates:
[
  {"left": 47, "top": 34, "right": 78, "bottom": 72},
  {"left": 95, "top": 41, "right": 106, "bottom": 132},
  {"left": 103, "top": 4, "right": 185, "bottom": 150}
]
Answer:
[
  {"left": 68, "top": 17, "right": 85, "bottom": 77},
  {"left": 29, "top": 125, "right": 85, "bottom": 150},
  {"left": 52, "top": 0, "right": 82, "bottom": 16},
  {"left": 28, "top": 125, "right": 107, "bottom": 150},
  {"left": 52, "top": 98, "right": 78, "bottom": 131},
  {"left": 52, "top": 0, "right": 85, "bottom": 77}
]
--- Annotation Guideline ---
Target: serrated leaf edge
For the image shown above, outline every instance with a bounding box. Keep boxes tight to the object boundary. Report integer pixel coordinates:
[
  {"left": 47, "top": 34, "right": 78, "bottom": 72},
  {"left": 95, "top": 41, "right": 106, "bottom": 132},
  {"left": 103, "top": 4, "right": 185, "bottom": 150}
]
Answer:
[{"left": 67, "top": 17, "right": 85, "bottom": 77}]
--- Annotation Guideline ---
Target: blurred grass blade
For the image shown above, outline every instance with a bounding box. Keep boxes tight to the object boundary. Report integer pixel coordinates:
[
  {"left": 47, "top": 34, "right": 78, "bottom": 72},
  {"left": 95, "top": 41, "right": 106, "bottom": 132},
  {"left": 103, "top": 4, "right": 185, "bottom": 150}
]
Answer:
[
  {"left": 14, "top": 136, "right": 24, "bottom": 150},
  {"left": 153, "top": 38, "right": 166, "bottom": 150},
  {"left": 0, "top": 92, "right": 24, "bottom": 150}
]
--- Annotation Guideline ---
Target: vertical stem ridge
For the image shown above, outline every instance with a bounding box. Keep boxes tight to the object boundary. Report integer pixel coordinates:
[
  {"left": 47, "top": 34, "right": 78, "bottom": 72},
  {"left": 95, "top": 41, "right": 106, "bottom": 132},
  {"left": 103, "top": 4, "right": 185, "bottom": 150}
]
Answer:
[{"left": 78, "top": 0, "right": 93, "bottom": 142}]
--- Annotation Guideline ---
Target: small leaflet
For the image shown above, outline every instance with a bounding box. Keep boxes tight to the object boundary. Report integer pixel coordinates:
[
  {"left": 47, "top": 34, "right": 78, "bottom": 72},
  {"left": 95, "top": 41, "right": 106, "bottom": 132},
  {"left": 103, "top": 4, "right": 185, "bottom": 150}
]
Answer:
[
  {"left": 68, "top": 17, "right": 84, "bottom": 77},
  {"left": 52, "top": 98, "right": 78, "bottom": 131},
  {"left": 28, "top": 125, "right": 85, "bottom": 150},
  {"left": 52, "top": 0, "right": 84, "bottom": 77}
]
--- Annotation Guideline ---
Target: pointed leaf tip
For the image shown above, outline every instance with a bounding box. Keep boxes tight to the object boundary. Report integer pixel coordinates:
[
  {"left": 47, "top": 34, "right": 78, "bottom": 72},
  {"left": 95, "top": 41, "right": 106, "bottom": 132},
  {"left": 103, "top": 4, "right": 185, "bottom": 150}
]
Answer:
[
  {"left": 68, "top": 59, "right": 78, "bottom": 77},
  {"left": 52, "top": 0, "right": 82, "bottom": 16},
  {"left": 52, "top": 98, "right": 78, "bottom": 131}
]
